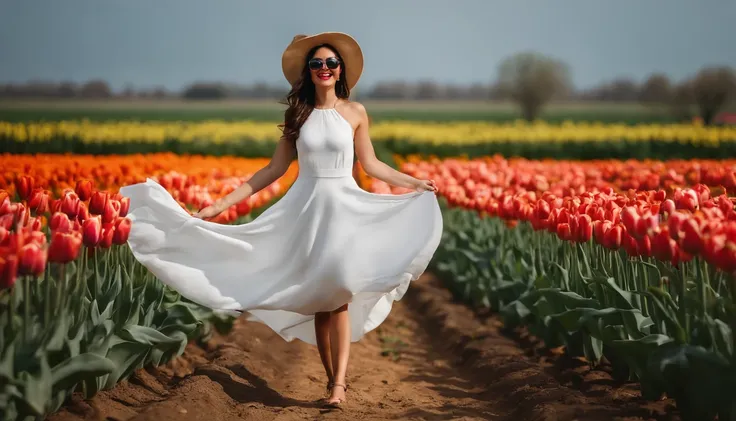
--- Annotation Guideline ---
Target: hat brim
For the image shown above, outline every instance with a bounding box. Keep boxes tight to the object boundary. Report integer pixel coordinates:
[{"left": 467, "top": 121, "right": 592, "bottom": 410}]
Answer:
[{"left": 281, "top": 32, "right": 364, "bottom": 91}]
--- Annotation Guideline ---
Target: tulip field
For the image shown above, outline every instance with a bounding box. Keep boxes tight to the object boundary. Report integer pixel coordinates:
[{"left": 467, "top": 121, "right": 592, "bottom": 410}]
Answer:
[
  {"left": 0, "top": 153, "right": 299, "bottom": 420},
  {"left": 362, "top": 156, "right": 736, "bottom": 420},
  {"left": 2, "top": 115, "right": 736, "bottom": 420}
]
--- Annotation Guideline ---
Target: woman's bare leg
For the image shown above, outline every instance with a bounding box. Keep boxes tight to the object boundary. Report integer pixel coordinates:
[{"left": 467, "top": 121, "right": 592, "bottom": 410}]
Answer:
[
  {"left": 314, "top": 312, "right": 334, "bottom": 391},
  {"left": 327, "top": 304, "right": 350, "bottom": 404}
]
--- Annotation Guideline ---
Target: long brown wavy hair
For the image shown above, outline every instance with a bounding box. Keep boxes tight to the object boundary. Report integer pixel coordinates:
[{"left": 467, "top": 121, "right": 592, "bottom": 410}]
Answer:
[{"left": 278, "top": 44, "right": 351, "bottom": 144}]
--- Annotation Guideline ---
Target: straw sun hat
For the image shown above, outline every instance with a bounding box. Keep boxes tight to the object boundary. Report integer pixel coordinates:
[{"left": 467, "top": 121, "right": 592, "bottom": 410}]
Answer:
[{"left": 281, "top": 32, "right": 364, "bottom": 90}]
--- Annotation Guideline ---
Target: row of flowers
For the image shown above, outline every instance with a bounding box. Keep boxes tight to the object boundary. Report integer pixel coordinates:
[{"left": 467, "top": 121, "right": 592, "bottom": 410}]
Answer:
[
  {"left": 0, "top": 153, "right": 299, "bottom": 288},
  {"left": 3, "top": 119, "right": 735, "bottom": 145},
  {"left": 359, "top": 156, "right": 736, "bottom": 421}
]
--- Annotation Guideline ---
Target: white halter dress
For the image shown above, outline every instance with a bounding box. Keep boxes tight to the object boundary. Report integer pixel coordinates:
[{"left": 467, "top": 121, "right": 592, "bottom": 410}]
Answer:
[{"left": 119, "top": 108, "right": 443, "bottom": 345}]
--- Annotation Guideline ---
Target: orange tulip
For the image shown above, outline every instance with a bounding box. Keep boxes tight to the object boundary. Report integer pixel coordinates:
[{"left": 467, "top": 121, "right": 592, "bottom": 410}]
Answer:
[
  {"left": 74, "top": 179, "right": 94, "bottom": 201},
  {"left": 14, "top": 175, "right": 34, "bottom": 201}
]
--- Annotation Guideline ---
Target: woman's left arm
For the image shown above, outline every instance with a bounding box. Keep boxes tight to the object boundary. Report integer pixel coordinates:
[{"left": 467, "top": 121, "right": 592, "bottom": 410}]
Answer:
[{"left": 353, "top": 103, "right": 437, "bottom": 192}]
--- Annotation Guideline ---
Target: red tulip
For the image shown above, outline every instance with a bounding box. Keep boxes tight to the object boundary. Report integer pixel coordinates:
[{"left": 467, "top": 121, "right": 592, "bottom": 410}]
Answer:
[
  {"left": 594, "top": 207, "right": 607, "bottom": 222},
  {"left": 18, "top": 242, "right": 47, "bottom": 276},
  {"left": 674, "top": 188, "right": 698, "bottom": 212},
  {"left": 0, "top": 214, "right": 15, "bottom": 230},
  {"left": 637, "top": 234, "right": 652, "bottom": 258},
  {"left": 28, "top": 189, "right": 51, "bottom": 214},
  {"left": 0, "top": 254, "right": 18, "bottom": 289},
  {"left": 76, "top": 201, "right": 90, "bottom": 224},
  {"left": 60, "top": 191, "right": 81, "bottom": 219},
  {"left": 530, "top": 215, "right": 547, "bottom": 231},
  {"left": 0, "top": 226, "right": 7, "bottom": 245},
  {"left": 89, "top": 191, "right": 108, "bottom": 215},
  {"left": 50, "top": 212, "right": 72, "bottom": 233},
  {"left": 27, "top": 230, "right": 46, "bottom": 247},
  {"left": 14, "top": 175, "right": 34, "bottom": 201},
  {"left": 82, "top": 215, "right": 102, "bottom": 247},
  {"left": 635, "top": 213, "right": 659, "bottom": 239},
  {"left": 50, "top": 198, "right": 62, "bottom": 214},
  {"left": 693, "top": 184, "right": 711, "bottom": 204},
  {"left": 0, "top": 197, "right": 12, "bottom": 215},
  {"left": 576, "top": 214, "right": 593, "bottom": 243},
  {"left": 112, "top": 217, "right": 131, "bottom": 245},
  {"left": 14, "top": 203, "right": 29, "bottom": 227},
  {"left": 535, "top": 199, "right": 550, "bottom": 220},
  {"left": 716, "top": 195, "right": 733, "bottom": 215},
  {"left": 621, "top": 206, "right": 640, "bottom": 234},
  {"left": 99, "top": 223, "right": 115, "bottom": 248},
  {"left": 556, "top": 223, "right": 572, "bottom": 242},
  {"left": 652, "top": 228, "right": 677, "bottom": 262},
  {"left": 667, "top": 212, "right": 688, "bottom": 240},
  {"left": 102, "top": 199, "right": 120, "bottom": 224},
  {"left": 593, "top": 220, "right": 611, "bottom": 244},
  {"left": 680, "top": 218, "right": 703, "bottom": 255},
  {"left": 74, "top": 179, "right": 94, "bottom": 201},
  {"left": 604, "top": 225, "right": 623, "bottom": 250},
  {"left": 48, "top": 231, "right": 82, "bottom": 263},
  {"left": 623, "top": 233, "right": 640, "bottom": 257},
  {"left": 119, "top": 196, "right": 130, "bottom": 217},
  {"left": 659, "top": 200, "right": 675, "bottom": 217}
]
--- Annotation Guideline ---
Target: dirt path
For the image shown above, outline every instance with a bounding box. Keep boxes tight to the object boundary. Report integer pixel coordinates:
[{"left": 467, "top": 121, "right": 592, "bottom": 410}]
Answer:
[{"left": 48, "top": 275, "right": 680, "bottom": 421}]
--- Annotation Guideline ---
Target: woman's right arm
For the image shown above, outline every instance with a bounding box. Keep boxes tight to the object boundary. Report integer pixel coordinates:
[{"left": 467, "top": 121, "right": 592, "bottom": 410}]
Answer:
[{"left": 194, "top": 137, "right": 296, "bottom": 218}]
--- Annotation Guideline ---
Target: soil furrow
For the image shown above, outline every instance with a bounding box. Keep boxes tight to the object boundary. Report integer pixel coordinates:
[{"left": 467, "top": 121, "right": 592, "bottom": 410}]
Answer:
[{"left": 48, "top": 274, "right": 680, "bottom": 421}]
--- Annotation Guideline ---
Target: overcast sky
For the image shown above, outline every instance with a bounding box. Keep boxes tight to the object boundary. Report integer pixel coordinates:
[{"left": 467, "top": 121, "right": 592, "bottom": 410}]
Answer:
[{"left": 1, "top": 0, "right": 734, "bottom": 91}]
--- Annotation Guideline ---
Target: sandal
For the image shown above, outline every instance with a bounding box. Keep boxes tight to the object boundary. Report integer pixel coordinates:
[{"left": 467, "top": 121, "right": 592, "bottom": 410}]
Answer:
[{"left": 323, "top": 382, "right": 348, "bottom": 408}]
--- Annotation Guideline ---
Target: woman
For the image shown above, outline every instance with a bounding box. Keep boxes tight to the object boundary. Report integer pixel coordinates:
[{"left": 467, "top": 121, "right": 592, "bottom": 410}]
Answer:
[{"left": 119, "top": 32, "right": 443, "bottom": 407}]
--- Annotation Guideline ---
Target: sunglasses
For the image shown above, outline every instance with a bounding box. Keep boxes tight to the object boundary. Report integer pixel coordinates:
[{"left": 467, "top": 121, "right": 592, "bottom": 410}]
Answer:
[{"left": 308, "top": 57, "right": 341, "bottom": 71}]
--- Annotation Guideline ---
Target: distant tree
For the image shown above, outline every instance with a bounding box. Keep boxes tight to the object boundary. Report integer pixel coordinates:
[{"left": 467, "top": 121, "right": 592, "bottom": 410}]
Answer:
[
  {"left": 182, "top": 83, "right": 227, "bottom": 100},
  {"left": 151, "top": 87, "right": 167, "bottom": 99},
  {"left": 639, "top": 73, "right": 672, "bottom": 106},
  {"left": 691, "top": 66, "right": 736, "bottom": 125},
  {"left": 57, "top": 82, "right": 77, "bottom": 98},
  {"left": 367, "top": 81, "right": 412, "bottom": 100},
  {"left": 79, "top": 80, "right": 111, "bottom": 98},
  {"left": 669, "top": 80, "right": 695, "bottom": 122},
  {"left": 121, "top": 83, "right": 136, "bottom": 98},
  {"left": 606, "top": 78, "right": 640, "bottom": 102},
  {"left": 415, "top": 80, "right": 442, "bottom": 100},
  {"left": 250, "top": 81, "right": 271, "bottom": 99},
  {"left": 496, "top": 52, "right": 572, "bottom": 121}
]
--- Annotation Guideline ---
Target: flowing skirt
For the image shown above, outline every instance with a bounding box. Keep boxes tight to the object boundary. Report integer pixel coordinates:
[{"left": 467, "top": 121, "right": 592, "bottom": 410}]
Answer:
[{"left": 119, "top": 174, "right": 443, "bottom": 345}]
